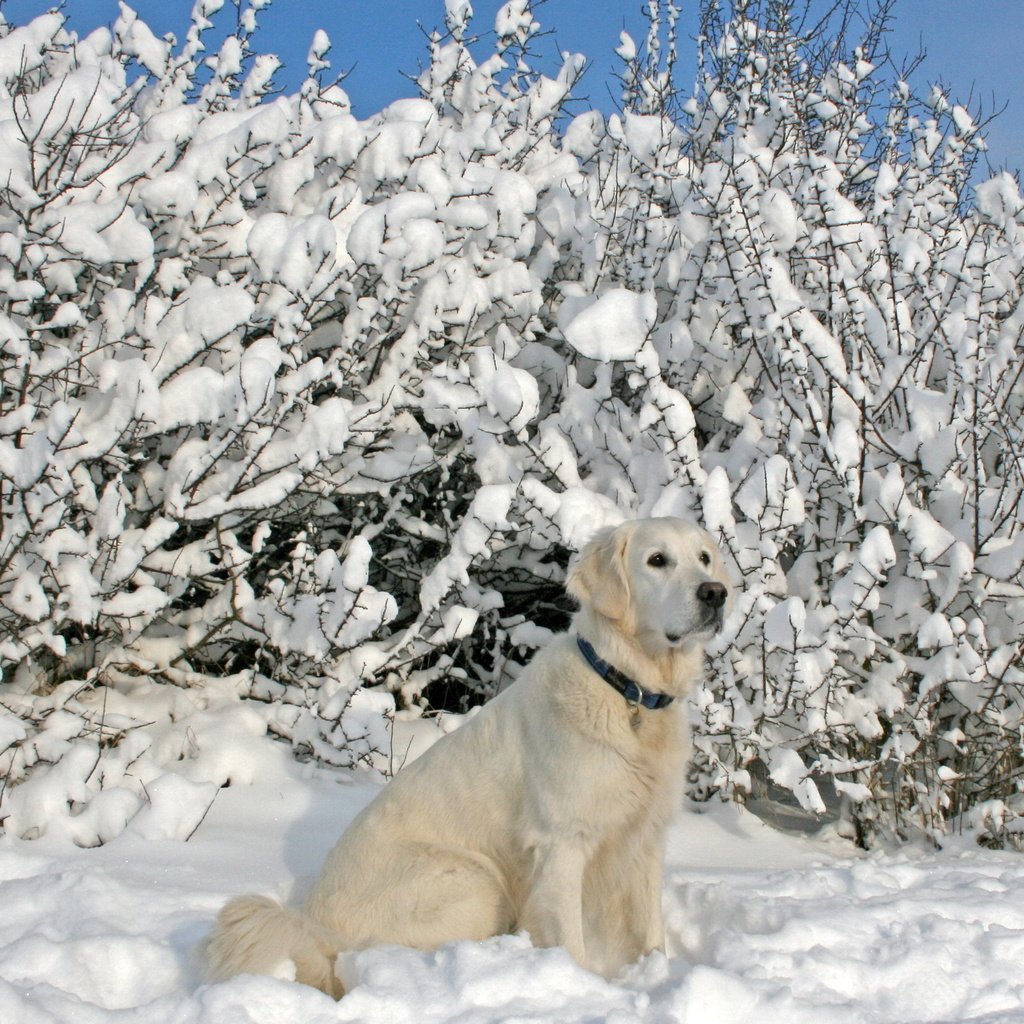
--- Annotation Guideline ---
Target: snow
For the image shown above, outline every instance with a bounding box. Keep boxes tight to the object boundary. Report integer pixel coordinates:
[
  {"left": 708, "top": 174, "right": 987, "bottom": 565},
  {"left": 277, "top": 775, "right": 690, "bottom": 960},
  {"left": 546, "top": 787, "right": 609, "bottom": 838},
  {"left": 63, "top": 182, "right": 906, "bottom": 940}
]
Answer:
[
  {"left": 757, "top": 188, "right": 800, "bottom": 251},
  {"left": 561, "top": 289, "right": 657, "bottom": 361},
  {"left": 3, "top": 749, "right": 1024, "bottom": 1023},
  {"left": 763, "top": 595, "right": 807, "bottom": 648},
  {"left": 0, "top": 715, "right": 26, "bottom": 751},
  {"left": 495, "top": 0, "right": 538, "bottom": 49},
  {"left": 418, "top": 485, "right": 515, "bottom": 612},
  {"left": 767, "top": 746, "right": 827, "bottom": 814}
]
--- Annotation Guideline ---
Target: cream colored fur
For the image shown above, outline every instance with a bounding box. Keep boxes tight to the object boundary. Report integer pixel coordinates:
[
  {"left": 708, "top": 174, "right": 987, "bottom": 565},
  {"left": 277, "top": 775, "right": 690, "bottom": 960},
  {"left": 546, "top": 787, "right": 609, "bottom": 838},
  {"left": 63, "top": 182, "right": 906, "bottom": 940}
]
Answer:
[{"left": 205, "top": 516, "right": 730, "bottom": 995}]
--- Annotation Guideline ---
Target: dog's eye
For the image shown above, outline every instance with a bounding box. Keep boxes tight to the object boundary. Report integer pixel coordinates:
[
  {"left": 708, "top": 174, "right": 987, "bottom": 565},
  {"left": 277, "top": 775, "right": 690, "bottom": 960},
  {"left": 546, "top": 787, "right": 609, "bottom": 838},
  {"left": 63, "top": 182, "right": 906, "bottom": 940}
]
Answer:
[
  {"left": 647, "top": 552, "right": 668, "bottom": 568},
  {"left": 699, "top": 551, "right": 711, "bottom": 567}
]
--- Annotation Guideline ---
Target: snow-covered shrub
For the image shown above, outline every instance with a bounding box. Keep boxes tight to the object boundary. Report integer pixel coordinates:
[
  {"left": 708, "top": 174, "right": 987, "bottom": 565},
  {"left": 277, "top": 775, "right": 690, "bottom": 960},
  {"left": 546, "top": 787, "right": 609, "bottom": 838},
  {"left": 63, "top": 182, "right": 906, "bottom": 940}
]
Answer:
[
  {"left": 0, "top": 0, "right": 586, "bottom": 844},
  {"left": 661, "top": 1, "right": 1024, "bottom": 847},
  {"left": 0, "top": 0, "right": 1021, "bottom": 848}
]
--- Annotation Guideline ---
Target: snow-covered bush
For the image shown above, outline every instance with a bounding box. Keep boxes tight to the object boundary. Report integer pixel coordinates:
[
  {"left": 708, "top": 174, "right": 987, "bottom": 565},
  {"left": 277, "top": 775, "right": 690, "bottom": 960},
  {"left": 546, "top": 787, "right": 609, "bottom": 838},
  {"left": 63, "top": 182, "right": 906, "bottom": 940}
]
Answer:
[{"left": 0, "top": 0, "right": 1021, "bottom": 848}]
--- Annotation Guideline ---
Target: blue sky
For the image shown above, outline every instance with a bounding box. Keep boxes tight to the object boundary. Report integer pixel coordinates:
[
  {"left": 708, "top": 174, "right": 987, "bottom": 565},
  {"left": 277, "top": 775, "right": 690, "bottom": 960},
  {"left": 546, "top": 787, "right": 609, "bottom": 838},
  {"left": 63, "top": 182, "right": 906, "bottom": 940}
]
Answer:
[{"left": 3, "top": 1, "right": 1022, "bottom": 175}]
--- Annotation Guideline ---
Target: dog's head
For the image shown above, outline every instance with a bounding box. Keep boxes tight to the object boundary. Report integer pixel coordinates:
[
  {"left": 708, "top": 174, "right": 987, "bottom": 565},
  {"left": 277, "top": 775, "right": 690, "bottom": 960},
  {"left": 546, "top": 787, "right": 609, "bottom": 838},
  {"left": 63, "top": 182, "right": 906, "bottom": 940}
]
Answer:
[{"left": 566, "top": 517, "right": 732, "bottom": 655}]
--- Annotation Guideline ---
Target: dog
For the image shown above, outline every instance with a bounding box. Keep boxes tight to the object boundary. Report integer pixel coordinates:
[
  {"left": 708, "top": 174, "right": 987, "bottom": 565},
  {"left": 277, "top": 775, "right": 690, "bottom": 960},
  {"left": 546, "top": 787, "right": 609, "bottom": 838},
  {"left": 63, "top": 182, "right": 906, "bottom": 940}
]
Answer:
[{"left": 205, "top": 516, "right": 730, "bottom": 996}]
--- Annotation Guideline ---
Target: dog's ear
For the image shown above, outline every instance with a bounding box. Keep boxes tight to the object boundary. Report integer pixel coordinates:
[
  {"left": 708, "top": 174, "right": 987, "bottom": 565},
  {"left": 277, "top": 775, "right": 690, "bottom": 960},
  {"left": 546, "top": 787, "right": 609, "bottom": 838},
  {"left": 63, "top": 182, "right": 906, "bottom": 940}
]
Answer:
[{"left": 566, "top": 524, "right": 632, "bottom": 621}]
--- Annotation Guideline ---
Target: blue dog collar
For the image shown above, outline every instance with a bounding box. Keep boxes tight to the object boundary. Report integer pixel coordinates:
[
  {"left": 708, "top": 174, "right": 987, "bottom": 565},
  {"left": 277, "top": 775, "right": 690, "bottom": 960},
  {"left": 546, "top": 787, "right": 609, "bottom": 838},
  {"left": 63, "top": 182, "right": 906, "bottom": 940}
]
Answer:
[{"left": 576, "top": 635, "right": 675, "bottom": 712}]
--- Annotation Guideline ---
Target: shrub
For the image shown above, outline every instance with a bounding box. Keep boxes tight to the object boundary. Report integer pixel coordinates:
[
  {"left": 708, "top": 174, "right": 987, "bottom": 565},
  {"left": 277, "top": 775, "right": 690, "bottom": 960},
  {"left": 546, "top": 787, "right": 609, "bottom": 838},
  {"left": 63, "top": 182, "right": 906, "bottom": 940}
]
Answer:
[{"left": 0, "top": 0, "right": 1021, "bottom": 847}]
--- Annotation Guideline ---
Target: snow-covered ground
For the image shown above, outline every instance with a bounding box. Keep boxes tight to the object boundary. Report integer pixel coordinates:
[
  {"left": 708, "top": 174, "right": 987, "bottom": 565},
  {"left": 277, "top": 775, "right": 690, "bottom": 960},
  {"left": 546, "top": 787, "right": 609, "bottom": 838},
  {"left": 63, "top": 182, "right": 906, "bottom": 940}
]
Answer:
[{"left": 2, "top": 733, "right": 1024, "bottom": 1024}]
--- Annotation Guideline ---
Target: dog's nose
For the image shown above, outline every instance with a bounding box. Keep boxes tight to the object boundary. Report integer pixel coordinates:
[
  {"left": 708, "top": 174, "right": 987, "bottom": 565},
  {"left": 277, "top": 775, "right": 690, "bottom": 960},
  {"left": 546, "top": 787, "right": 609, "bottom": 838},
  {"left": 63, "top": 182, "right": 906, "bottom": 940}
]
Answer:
[{"left": 697, "top": 581, "right": 727, "bottom": 609}]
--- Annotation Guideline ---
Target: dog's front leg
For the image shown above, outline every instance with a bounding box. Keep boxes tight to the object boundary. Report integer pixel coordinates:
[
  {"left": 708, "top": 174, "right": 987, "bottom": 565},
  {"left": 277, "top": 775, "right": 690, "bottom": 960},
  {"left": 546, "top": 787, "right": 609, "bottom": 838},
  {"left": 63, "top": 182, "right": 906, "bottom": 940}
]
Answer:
[
  {"left": 583, "top": 832, "right": 666, "bottom": 974},
  {"left": 624, "top": 835, "right": 668, "bottom": 960},
  {"left": 628, "top": 858, "right": 666, "bottom": 957},
  {"left": 518, "top": 842, "right": 590, "bottom": 966}
]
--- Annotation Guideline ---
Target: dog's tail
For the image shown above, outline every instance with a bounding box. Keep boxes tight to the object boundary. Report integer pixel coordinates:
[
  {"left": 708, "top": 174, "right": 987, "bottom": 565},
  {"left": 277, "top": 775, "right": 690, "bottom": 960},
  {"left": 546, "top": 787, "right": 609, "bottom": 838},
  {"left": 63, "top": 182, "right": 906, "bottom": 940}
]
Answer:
[{"left": 204, "top": 894, "right": 347, "bottom": 998}]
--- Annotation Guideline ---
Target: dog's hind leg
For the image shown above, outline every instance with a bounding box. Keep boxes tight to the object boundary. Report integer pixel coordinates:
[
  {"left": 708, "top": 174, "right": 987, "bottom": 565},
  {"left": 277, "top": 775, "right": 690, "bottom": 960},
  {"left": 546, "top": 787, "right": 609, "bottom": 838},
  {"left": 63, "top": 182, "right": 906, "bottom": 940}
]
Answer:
[{"left": 307, "top": 842, "right": 514, "bottom": 952}]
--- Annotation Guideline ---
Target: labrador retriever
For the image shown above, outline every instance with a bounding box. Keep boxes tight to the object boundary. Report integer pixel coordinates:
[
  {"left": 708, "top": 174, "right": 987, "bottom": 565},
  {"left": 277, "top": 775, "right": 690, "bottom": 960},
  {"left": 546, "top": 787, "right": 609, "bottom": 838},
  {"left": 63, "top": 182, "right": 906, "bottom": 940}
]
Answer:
[{"left": 205, "top": 516, "right": 730, "bottom": 996}]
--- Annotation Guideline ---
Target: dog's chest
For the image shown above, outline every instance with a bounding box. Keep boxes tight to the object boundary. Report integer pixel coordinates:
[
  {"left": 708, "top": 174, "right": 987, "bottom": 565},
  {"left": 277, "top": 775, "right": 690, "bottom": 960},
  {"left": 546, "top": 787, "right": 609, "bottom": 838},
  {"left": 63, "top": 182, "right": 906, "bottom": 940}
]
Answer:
[
  {"left": 623, "top": 723, "right": 686, "bottom": 808},
  {"left": 572, "top": 706, "right": 688, "bottom": 834}
]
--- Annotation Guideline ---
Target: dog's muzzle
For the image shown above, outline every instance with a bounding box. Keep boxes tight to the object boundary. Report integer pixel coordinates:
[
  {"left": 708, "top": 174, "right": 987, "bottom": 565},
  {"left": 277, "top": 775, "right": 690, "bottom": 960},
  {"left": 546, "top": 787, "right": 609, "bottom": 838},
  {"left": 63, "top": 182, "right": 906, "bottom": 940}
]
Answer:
[{"left": 664, "top": 582, "right": 729, "bottom": 644}]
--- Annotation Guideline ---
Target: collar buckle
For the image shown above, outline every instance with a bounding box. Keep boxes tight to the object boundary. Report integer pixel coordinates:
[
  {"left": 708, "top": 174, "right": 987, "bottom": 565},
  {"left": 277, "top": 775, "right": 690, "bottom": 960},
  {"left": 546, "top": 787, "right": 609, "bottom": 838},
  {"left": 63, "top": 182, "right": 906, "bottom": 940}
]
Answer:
[{"left": 575, "top": 635, "right": 675, "bottom": 725}]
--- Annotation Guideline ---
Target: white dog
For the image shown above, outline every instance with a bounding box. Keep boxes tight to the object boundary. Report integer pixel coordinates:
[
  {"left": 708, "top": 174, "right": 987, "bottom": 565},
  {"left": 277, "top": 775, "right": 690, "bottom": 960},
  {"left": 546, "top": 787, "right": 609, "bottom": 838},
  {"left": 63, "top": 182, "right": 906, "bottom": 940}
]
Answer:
[{"left": 205, "top": 517, "right": 730, "bottom": 996}]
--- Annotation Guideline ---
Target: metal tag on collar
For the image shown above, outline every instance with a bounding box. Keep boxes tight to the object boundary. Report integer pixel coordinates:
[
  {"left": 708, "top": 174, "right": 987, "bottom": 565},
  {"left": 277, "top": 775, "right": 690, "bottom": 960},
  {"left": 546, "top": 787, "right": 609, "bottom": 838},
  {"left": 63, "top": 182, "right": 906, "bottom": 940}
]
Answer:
[{"left": 627, "top": 682, "right": 644, "bottom": 729}]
